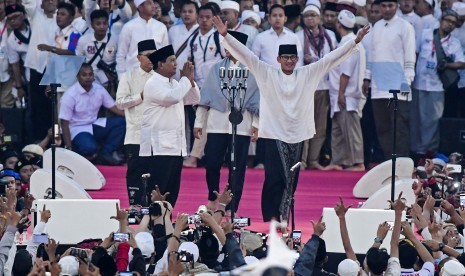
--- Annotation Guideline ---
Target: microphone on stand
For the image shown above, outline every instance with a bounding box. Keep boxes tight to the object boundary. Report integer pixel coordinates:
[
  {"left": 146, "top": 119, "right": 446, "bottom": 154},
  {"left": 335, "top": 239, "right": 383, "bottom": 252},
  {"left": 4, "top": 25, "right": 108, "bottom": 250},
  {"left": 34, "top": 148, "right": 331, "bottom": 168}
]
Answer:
[
  {"left": 290, "top": 162, "right": 302, "bottom": 172},
  {"left": 433, "top": 171, "right": 453, "bottom": 180},
  {"left": 235, "top": 67, "right": 242, "bottom": 78},
  {"left": 243, "top": 67, "right": 249, "bottom": 78},
  {"left": 227, "top": 67, "right": 234, "bottom": 79},
  {"left": 141, "top": 173, "right": 151, "bottom": 179},
  {"left": 219, "top": 67, "right": 226, "bottom": 79}
]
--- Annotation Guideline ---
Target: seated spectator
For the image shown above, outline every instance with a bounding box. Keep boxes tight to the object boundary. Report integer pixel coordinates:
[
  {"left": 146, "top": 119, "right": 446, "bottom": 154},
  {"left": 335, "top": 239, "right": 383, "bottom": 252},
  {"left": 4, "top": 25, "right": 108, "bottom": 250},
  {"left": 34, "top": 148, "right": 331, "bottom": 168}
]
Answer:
[
  {"left": 1, "top": 151, "right": 19, "bottom": 170},
  {"left": 21, "top": 144, "right": 44, "bottom": 160},
  {"left": 59, "top": 64, "right": 126, "bottom": 165}
]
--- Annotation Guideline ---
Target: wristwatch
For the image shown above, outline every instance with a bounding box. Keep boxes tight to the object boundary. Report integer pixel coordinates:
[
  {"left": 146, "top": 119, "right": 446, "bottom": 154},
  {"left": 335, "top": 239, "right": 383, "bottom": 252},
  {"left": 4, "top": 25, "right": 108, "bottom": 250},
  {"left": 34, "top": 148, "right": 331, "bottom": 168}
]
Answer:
[
  {"left": 439, "top": 242, "right": 445, "bottom": 251},
  {"left": 374, "top": 237, "right": 383, "bottom": 244}
]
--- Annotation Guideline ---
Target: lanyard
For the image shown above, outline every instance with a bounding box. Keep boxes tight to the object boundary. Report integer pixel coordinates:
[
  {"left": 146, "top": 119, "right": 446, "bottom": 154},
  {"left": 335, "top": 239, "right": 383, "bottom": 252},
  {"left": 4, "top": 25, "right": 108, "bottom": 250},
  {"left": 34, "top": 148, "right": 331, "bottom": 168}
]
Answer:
[
  {"left": 431, "top": 33, "right": 451, "bottom": 57},
  {"left": 55, "top": 25, "right": 72, "bottom": 49},
  {"left": 198, "top": 33, "right": 212, "bottom": 62},
  {"left": 233, "top": 23, "right": 241, "bottom": 31}
]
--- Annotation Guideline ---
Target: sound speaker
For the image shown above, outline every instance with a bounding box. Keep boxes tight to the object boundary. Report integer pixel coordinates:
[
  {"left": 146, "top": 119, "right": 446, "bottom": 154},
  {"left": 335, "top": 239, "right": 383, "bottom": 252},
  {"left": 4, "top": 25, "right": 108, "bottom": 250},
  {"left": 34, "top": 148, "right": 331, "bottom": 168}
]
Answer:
[{"left": 440, "top": 118, "right": 465, "bottom": 154}]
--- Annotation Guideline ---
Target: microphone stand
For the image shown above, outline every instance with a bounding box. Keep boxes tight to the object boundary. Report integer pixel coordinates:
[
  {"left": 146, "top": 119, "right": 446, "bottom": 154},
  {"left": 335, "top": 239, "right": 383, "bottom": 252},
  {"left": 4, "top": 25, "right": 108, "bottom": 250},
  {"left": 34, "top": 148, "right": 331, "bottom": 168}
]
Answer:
[
  {"left": 141, "top": 174, "right": 151, "bottom": 206},
  {"left": 49, "top": 83, "right": 61, "bottom": 199},
  {"left": 219, "top": 66, "right": 249, "bottom": 221},
  {"left": 287, "top": 162, "right": 301, "bottom": 233},
  {"left": 388, "top": 90, "right": 400, "bottom": 202}
]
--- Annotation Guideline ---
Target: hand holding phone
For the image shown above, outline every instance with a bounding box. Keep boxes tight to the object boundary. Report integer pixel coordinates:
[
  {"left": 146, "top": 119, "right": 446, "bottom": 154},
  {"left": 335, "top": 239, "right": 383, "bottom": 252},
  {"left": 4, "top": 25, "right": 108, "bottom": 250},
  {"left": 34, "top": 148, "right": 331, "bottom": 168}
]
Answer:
[
  {"left": 292, "top": 230, "right": 302, "bottom": 250},
  {"left": 113, "top": 232, "right": 130, "bottom": 242}
]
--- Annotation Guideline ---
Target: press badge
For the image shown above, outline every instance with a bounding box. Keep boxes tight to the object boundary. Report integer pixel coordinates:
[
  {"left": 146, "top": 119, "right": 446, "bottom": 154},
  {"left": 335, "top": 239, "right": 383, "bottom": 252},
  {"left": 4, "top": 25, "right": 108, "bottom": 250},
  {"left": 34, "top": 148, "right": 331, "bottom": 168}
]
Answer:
[{"left": 426, "top": 61, "right": 436, "bottom": 70}]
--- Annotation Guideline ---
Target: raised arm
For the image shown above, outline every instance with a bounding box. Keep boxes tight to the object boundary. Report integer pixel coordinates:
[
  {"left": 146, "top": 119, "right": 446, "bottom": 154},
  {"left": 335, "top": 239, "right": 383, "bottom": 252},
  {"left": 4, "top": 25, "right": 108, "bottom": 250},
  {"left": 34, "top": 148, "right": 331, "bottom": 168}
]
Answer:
[
  {"left": 335, "top": 197, "right": 356, "bottom": 261},
  {"left": 212, "top": 16, "right": 269, "bottom": 80},
  {"left": 389, "top": 192, "right": 406, "bottom": 258}
]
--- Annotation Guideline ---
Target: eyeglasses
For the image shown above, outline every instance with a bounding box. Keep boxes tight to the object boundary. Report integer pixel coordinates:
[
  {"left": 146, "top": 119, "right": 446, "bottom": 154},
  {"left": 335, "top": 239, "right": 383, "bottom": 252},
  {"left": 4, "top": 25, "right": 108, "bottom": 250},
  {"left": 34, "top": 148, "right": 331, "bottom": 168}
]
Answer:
[
  {"left": 303, "top": 13, "right": 319, "bottom": 18},
  {"left": 280, "top": 55, "right": 298, "bottom": 61}
]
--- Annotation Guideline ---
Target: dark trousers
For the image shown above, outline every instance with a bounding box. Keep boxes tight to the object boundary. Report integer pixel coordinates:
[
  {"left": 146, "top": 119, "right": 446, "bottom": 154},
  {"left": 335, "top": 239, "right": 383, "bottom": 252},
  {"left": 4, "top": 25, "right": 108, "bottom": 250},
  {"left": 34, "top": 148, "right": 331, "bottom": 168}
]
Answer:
[
  {"left": 262, "top": 138, "right": 302, "bottom": 222},
  {"left": 444, "top": 86, "right": 465, "bottom": 118},
  {"left": 361, "top": 90, "right": 384, "bottom": 164},
  {"left": 142, "top": 155, "right": 183, "bottom": 208},
  {"left": 125, "top": 144, "right": 148, "bottom": 206},
  {"left": 204, "top": 133, "right": 250, "bottom": 213},
  {"left": 29, "top": 69, "right": 52, "bottom": 142},
  {"left": 372, "top": 99, "right": 410, "bottom": 160},
  {"left": 184, "top": 105, "right": 196, "bottom": 152},
  {"left": 72, "top": 116, "right": 126, "bottom": 157}
]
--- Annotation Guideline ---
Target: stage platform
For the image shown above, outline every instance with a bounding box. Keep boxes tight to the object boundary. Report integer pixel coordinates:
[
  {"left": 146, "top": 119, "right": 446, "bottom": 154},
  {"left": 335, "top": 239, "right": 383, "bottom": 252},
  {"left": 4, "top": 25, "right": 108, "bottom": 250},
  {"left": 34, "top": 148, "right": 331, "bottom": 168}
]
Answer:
[{"left": 89, "top": 166, "right": 365, "bottom": 239}]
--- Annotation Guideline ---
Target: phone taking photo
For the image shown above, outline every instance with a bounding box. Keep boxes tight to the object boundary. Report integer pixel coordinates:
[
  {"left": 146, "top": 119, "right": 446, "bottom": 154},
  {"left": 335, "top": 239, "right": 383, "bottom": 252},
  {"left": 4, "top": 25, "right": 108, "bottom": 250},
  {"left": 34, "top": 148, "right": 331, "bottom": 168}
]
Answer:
[
  {"left": 292, "top": 230, "right": 302, "bottom": 250},
  {"left": 33, "top": 234, "right": 49, "bottom": 244},
  {"left": 113, "top": 233, "right": 130, "bottom": 242}
]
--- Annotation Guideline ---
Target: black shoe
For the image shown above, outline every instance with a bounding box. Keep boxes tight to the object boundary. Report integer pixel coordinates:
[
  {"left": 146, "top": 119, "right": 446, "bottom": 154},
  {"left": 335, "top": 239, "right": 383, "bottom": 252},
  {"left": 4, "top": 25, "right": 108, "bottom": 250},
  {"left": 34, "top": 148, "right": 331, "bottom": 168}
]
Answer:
[{"left": 96, "top": 154, "right": 123, "bottom": 166}]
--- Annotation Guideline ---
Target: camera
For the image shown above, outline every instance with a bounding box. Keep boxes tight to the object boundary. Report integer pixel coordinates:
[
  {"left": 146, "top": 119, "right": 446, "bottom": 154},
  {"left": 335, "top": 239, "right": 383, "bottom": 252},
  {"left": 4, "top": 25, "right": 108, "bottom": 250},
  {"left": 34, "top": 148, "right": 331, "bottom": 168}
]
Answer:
[
  {"left": 179, "top": 249, "right": 194, "bottom": 263},
  {"left": 233, "top": 217, "right": 251, "bottom": 228},
  {"left": 70, "top": 247, "right": 87, "bottom": 259},
  {"left": 188, "top": 214, "right": 201, "bottom": 225},
  {"left": 292, "top": 230, "right": 302, "bottom": 250},
  {"left": 97, "top": 60, "right": 117, "bottom": 77},
  {"left": 113, "top": 232, "right": 130, "bottom": 242}
]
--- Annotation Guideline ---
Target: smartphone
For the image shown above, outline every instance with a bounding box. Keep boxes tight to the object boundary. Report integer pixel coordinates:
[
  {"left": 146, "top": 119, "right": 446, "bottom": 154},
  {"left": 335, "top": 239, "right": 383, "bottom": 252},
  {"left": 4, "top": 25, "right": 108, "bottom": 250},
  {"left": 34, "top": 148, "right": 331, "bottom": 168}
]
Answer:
[
  {"left": 128, "top": 217, "right": 137, "bottom": 224},
  {"left": 386, "top": 221, "right": 394, "bottom": 231},
  {"left": 460, "top": 194, "right": 465, "bottom": 207},
  {"left": 233, "top": 217, "right": 251, "bottom": 228},
  {"left": 140, "top": 207, "right": 150, "bottom": 215},
  {"left": 187, "top": 214, "right": 201, "bottom": 224},
  {"left": 292, "top": 230, "right": 302, "bottom": 249},
  {"left": 70, "top": 247, "right": 87, "bottom": 259},
  {"left": 113, "top": 232, "right": 130, "bottom": 242},
  {"left": 33, "top": 234, "right": 49, "bottom": 244},
  {"left": 119, "top": 272, "right": 133, "bottom": 276},
  {"left": 447, "top": 164, "right": 462, "bottom": 174}
]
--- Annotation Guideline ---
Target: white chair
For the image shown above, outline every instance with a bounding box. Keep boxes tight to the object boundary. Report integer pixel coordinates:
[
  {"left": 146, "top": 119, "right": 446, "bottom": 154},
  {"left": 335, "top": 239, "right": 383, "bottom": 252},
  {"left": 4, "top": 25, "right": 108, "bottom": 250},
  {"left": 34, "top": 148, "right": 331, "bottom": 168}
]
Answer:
[{"left": 30, "top": 169, "right": 91, "bottom": 199}]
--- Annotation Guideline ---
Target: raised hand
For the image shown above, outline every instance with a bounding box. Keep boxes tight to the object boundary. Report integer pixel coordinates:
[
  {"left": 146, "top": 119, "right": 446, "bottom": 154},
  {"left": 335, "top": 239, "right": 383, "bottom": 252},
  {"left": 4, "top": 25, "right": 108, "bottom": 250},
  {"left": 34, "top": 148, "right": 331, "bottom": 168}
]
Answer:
[
  {"left": 180, "top": 61, "right": 194, "bottom": 82},
  {"left": 40, "top": 204, "right": 52, "bottom": 223},
  {"left": 355, "top": 24, "right": 370, "bottom": 44},
  {"left": 388, "top": 192, "right": 405, "bottom": 213},
  {"left": 311, "top": 216, "right": 326, "bottom": 236},
  {"left": 45, "top": 238, "right": 59, "bottom": 262},
  {"left": 213, "top": 184, "right": 233, "bottom": 207},
  {"left": 110, "top": 203, "right": 128, "bottom": 222},
  {"left": 376, "top": 222, "right": 390, "bottom": 240},
  {"left": 212, "top": 16, "right": 228, "bottom": 37},
  {"left": 151, "top": 185, "right": 170, "bottom": 202},
  {"left": 334, "top": 197, "right": 352, "bottom": 219}
]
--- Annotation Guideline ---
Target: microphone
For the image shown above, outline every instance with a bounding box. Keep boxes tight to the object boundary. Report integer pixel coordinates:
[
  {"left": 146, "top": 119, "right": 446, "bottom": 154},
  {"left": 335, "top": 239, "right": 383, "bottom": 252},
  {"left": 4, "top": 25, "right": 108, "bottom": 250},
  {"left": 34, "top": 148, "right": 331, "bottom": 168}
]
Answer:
[
  {"left": 219, "top": 67, "right": 226, "bottom": 79},
  {"left": 290, "top": 162, "right": 302, "bottom": 172},
  {"left": 235, "top": 67, "right": 242, "bottom": 78},
  {"left": 243, "top": 67, "right": 249, "bottom": 78},
  {"left": 227, "top": 67, "right": 234, "bottom": 79},
  {"left": 433, "top": 171, "right": 453, "bottom": 180},
  {"left": 141, "top": 173, "right": 151, "bottom": 179}
]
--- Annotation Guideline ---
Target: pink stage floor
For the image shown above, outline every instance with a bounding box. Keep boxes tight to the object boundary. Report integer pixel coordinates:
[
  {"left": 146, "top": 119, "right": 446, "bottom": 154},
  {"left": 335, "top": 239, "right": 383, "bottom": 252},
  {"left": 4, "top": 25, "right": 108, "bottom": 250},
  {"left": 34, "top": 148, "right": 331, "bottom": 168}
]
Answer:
[{"left": 89, "top": 166, "right": 365, "bottom": 238}]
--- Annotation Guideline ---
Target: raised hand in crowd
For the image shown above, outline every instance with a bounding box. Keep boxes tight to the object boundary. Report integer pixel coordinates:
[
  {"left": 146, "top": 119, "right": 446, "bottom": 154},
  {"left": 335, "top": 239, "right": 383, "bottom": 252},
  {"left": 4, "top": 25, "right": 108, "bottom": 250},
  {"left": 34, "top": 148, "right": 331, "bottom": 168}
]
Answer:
[
  {"left": 45, "top": 238, "right": 59, "bottom": 262},
  {"left": 212, "top": 16, "right": 228, "bottom": 37},
  {"left": 166, "top": 251, "right": 185, "bottom": 276},
  {"left": 151, "top": 185, "right": 170, "bottom": 202},
  {"left": 40, "top": 204, "right": 51, "bottom": 223},
  {"left": 311, "top": 216, "right": 326, "bottom": 236}
]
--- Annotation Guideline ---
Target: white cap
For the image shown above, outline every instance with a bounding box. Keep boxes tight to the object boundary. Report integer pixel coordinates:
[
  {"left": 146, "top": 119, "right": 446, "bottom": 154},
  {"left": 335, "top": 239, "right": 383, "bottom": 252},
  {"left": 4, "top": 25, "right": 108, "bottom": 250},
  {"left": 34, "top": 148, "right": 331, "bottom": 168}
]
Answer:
[
  {"left": 179, "top": 242, "right": 200, "bottom": 263},
  {"left": 220, "top": 0, "right": 240, "bottom": 12},
  {"left": 58, "top": 256, "right": 79, "bottom": 276},
  {"left": 305, "top": 0, "right": 321, "bottom": 9},
  {"left": 338, "top": 0, "right": 354, "bottom": 4},
  {"left": 338, "top": 9, "right": 356, "bottom": 28},
  {"left": 22, "top": 144, "right": 44, "bottom": 156},
  {"left": 134, "top": 0, "right": 146, "bottom": 7},
  {"left": 303, "top": 4, "right": 320, "bottom": 15},
  {"left": 452, "top": 2, "right": 465, "bottom": 16},
  {"left": 242, "top": 10, "right": 261, "bottom": 25},
  {"left": 135, "top": 232, "right": 155, "bottom": 257},
  {"left": 442, "top": 260, "right": 465, "bottom": 276},
  {"left": 338, "top": 259, "right": 360, "bottom": 276},
  {"left": 354, "top": 0, "right": 366, "bottom": 6}
]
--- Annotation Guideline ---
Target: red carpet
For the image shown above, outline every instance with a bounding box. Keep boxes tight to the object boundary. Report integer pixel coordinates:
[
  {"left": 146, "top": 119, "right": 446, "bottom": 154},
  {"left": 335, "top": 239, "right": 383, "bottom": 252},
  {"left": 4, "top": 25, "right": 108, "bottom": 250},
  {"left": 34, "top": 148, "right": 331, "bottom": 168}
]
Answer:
[{"left": 89, "top": 166, "right": 365, "bottom": 239}]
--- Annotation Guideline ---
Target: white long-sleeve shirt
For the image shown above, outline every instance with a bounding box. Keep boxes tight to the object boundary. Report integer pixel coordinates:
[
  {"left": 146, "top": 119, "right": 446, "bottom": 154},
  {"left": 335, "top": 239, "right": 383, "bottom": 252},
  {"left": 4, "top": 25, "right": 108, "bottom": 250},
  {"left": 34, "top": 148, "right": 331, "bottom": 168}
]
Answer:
[
  {"left": 365, "top": 15, "right": 416, "bottom": 101},
  {"left": 252, "top": 28, "right": 304, "bottom": 69},
  {"left": 139, "top": 73, "right": 200, "bottom": 156},
  {"left": 116, "top": 67, "right": 153, "bottom": 145},
  {"left": 169, "top": 23, "right": 199, "bottom": 80},
  {"left": 116, "top": 16, "right": 168, "bottom": 76},
  {"left": 397, "top": 10, "right": 424, "bottom": 50},
  {"left": 222, "top": 33, "right": 360, "bottom": 144},
  {"left": 84, "top": 0, "right": 133, "bottom": 38}
]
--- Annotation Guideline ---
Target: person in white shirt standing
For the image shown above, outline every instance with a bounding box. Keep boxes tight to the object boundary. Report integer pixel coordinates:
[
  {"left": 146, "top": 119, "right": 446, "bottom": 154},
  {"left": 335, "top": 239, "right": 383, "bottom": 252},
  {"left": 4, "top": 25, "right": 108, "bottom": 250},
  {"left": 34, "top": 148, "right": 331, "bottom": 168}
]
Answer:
[
  {"left": 116, "top": 40, "right": 156, "bottom": 206},
  {"left": 219, "top": 0, "right": 258, "bottom": 49},
  {"left": 84, "top": 0, "right": 133, "bottom": 39},
  {"left": 362, "top": 0, "right": 416, "bottom": 160},
  {"left": 414, "top": 0, "right": 439, "bottom": 30},
  {"left": 0, "top": 2, "right": 16, "bottom": 109},
  {"left": 139, "top": 45, "right": 200, "bottom": 208},
  {"left": 411, "top": 10, "right": 465, "bottom": 154},
  {"left": 116, "top": 0, "right": 168, "bottom": 77},
  {"left": 327, "top": 10, "right": 366, "bottom": 171},
  {"left": 23, "top": 0, "right": 58, "bottom": 142},
  {"left": 193, "top": 31, "right": 259, "bottom": 214},
  {"left": 296, "top": 3, "right": 337, "bottom": 170},
  {"left": 397, "top": 0, "right": 423, "bottom": 49},
  {"left": 212, "top": 16, "right": 369, "bottom": 222}
]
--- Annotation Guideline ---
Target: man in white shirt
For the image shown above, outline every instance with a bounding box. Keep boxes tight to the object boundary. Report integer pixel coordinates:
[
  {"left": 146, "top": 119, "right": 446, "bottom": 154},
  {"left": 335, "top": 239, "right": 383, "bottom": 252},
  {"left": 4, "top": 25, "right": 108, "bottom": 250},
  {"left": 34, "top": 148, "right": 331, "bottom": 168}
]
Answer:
[
  {"left": 59, "top": 64, "right": 126, "bottom": 165},
  {"left": 0, "top": 1, "right": 13, "bottom": 108},
  {"left": 193, "top": 31, "right": 259, "bottom": 214},
  {"left": 252, "top": 4, "right": 303, "bottom": 68},
  {"left": 219, "top": 0, "right": 258, "bottom": 49},
  {"left": 362, "top": 0, "right": 416, "bottom": 160},
  {"left": 411, "top": 10, "right": 465, "bottom": 154},
  {"left": 415, "top": 0, "right": 439, "bottom": 30},
  {"left": 139, "top": 45, "right": 200, "bottom": 207},
  {"left": 116, "top": 40, "right": 156, "bottom": 206},
  {"left": 6, "top": 4, "right": 30, "bottom": 106},
  {"left": 397, "top": 0, "right": 423, "bottom": 49},
  {"left": 69, "top": 0, "right": 88, "bottom": 35},
  {"left": 327, "top": 10, "right": 366, "bottom": 171},
  {"left": 84, "top": 0, "right": 132, "bottom": 39},
  {"left": 116, "top": 0, "right": 168, "bottom": 77},
  {"left": 23, "top": 0, "right": 58, "bottom": 141},
  {"left": 76, "top": 10, "right": 118, "bottom": 88},
  {"left": 212, "top": 16, "right": 369, "bottom": 222},
  {"left": 296, "top": 4, "right": 337, "bottom": 170}
]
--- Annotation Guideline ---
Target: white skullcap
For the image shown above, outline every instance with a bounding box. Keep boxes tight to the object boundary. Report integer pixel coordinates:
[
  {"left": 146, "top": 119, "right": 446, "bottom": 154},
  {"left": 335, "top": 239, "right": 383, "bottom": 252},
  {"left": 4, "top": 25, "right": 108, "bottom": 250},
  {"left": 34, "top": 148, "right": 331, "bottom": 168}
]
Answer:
[
  {"left": 220, "top": 0, "right": 240, "bottom": 12},
  {"left": 134, "top": 0, "right": 146, "bottom": 7},
  {"left": 178, "top": 242, "right": 200, "bottom": 263},
  {"left": 303, "top": 4, "right": 320, "bottom": 15},
  {"left": 355, "top": 15, "right": 368, "bottom": 25},
  {"left": 242, "top": 9, "right": 261, "bottom": 24},
  {"left": 22, "top": 144, "right": 44, "bottom": 156},
  {"left": 432, "top": 158, "right": 446, "bottom": 168},
  {"left": 58, "top": 256, "right": 79, "bottom": 276},
  {"left": 442, "top": 260, "right": 465, "bottom": 276},
  {"left": 305, "top": 0, "right": 321, "bottom": 9},
  {"left": 338, "top": 259, "right": 360, "bottom": 276},
  {"left": 338, "top": 9, "right": 356, "bottom": 28},
  {"left": 354, "top": 0, "right": 366, "bottom": 6},
  {"left": 452, "top": 2, "right": 465, "bottom": 16},
  {"left": 338, "top": 0, "right": 354, "bottom": 4},
  {"left": 135, "top": 232, "right": 155, "bottom": 257}
]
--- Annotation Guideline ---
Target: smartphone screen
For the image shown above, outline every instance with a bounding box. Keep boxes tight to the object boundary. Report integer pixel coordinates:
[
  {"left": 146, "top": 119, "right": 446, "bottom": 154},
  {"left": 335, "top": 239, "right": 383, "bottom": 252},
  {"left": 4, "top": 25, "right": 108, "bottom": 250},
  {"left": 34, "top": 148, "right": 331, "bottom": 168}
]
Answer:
[
  {"left": 386, "top": 221, "right": 394, "bottom": 231},
  {"left": 460, "top": 195, "right": 465, "bottom": 207},
  {"left": 140, "top": 208, "right": 150, "bottom": 215},
  {"left": 113, "top": 233, "right": 130, "bottom": 242},
  {"left": 292, "top": 230, "right": 302, "bottom": 249},
  {"left": 187, "top": 214, "right": 201, "bottom": 224},
  {"left": 233, "top": 217, "right": 251, "bottom": 227},
  {"left": 33, "top": 234, "right": 49, "bottom": 244},
  {"left": 447, "top": 164, "right": 462, "bottom": 174}
]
